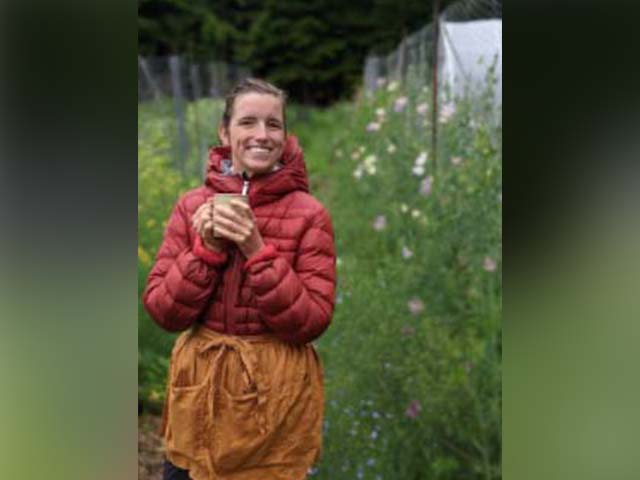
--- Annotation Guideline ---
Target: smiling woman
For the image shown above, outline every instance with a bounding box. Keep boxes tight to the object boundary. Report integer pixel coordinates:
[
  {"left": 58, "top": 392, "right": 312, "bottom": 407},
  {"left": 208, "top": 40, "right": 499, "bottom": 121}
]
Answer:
[{"left": 142, "top": 78, "right": 337, "bottom": 480}]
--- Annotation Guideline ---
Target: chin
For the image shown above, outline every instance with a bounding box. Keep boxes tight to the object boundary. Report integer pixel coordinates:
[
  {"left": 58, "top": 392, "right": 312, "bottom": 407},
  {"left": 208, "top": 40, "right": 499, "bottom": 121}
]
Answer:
[{"left": 243, "top": 159, "right": 278, "bottom": 175}]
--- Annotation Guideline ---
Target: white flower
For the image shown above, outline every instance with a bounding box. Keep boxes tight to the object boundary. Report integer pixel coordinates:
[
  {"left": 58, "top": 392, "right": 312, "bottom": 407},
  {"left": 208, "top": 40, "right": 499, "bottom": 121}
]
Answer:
[
  {"left": 450, "top": 156, "right": 462, "bottom": 166},
  {"left": 365, "top": 164, "right": 377, "bottom": 175},
  {"left": 401, "top": 246, "right": 413, "bottom": 259},
  {"left": 359, "top": 146, "right": 366, "bottom": 153},
  {"left": 364, "top": 154, "right": 377, "bottom": 167},
  {"left": 400, "top": 203, "right": 409, "bottom": 213},
  {"left": 411, "top": 209, "right": 421, "bottom": 219},
  {"left": 415, "top": 151, "right": 428, "bottom": 166},
  {"left": 375, "top": 107, "right": 386, "bottom": 118},
  {"left": 412, "top": 164, "right": 425, "bottom": 176},
  {"left": 387, "top": 80, "right": 399, "bottom": 92},
  {"left": 393, "top": 96, "right": 408, "bottom": 113},
  {"left": 387, "top": 143, "right": 397, "bottom": 154},
  {"left": 416, "top": 102, "right": 428, "bottom": 115},
  {"left": 353, "top": 168, "right": 363, "bottom": 180}
]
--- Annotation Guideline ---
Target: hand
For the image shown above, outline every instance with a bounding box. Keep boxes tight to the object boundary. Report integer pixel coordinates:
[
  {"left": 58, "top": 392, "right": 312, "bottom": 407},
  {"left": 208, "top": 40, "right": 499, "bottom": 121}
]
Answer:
[
  {"left": 212, "top": 199, "right": 264, "bottom": 258},
  {"left": 192, "top": 200, "right": 225, "bottom": 252}
]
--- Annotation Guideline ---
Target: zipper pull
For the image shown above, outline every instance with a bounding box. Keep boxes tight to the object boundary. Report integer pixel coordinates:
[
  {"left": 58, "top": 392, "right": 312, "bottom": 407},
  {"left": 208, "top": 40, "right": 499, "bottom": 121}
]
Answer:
[{"left": 241, "top": 171, "right": 250, "bottom": 196}]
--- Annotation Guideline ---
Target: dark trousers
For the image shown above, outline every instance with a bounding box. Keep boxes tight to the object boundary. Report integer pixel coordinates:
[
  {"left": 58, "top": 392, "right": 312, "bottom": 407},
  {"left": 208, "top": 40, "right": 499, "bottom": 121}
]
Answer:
[{"left": 163, "top": 459, "right": 191, "bottom": 480}]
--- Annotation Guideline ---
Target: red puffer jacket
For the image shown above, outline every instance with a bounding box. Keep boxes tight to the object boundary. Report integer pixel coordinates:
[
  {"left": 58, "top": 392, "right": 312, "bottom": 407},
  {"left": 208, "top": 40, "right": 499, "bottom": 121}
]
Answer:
[{"left": 143, "top": 136, "right": 336, "bottom": 344}]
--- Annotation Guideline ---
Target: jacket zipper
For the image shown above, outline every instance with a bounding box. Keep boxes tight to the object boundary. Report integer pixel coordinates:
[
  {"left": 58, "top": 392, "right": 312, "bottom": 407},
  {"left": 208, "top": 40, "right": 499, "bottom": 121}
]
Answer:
[{"left": 223, "top": 173, "right": 250, "bottom": 334}]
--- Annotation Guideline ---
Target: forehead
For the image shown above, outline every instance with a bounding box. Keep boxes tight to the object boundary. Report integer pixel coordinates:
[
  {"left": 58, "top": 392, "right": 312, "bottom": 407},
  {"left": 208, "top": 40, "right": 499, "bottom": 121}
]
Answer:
[{"left": 232, "top": 92, "right": 284, "bottom": 120}]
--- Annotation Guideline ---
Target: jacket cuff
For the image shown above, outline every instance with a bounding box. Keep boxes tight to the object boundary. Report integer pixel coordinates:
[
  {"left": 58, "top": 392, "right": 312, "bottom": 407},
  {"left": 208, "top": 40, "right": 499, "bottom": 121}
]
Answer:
[
  {"left": 244, "top": 244, "right": 278, "bottom": 270},
  {"left": 192, "top": 235, "right": 228, "bottom": 266}
]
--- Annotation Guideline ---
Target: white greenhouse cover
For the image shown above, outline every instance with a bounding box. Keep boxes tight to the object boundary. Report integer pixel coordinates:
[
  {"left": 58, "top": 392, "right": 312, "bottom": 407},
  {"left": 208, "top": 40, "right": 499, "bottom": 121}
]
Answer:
[{"left": 440, "top": 19, "right": 502, "bottom": 105}]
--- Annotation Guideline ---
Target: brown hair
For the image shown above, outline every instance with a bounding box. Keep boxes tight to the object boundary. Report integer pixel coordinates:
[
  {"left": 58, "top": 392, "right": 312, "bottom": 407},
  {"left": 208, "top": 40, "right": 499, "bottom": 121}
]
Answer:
[{"left": 221, "top": 78, "right": 288, "bottom": 133}]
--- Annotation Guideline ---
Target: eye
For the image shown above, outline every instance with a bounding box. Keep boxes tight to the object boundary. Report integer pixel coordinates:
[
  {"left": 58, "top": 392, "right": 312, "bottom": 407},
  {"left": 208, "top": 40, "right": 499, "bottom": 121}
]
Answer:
[{"left": 268, "top": 121, "right": 283, "bottom": 129}]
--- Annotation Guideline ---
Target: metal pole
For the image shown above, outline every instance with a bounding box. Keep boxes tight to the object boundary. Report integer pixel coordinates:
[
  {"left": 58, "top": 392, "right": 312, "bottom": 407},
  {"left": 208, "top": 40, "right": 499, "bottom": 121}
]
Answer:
[{"left": 431, "top": 0, "right": 441, "bottom": 174}]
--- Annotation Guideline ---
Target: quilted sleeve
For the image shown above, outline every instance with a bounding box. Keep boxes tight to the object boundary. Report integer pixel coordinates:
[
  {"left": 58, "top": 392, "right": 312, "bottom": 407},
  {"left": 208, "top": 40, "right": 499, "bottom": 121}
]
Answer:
[
  {"left": 143, "top": 195, "right": 228, "bottom": 332},
  {"left": 243, "top": 206, "right": 336, "bottom": 344}
]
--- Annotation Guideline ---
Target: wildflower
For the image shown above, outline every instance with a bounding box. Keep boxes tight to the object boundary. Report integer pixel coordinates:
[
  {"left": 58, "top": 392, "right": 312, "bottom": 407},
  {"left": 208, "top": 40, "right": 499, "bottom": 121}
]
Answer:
[
  {"left": 416, "top": 102, "right": 428, "bottom": 115},
  {"left": 366, "top": 165, "right": 377, "bottom": 175},
  {"left": 387, "top": 80, "right": 399, "bottom": 92},
  {"left": 405, "top": 399, "right": 422, "bottom": 419},
  {"left": 412, "top": 164, "right": 425, "bottom": 176},
  {"left": 376, "top": 77, "right": 387, "bottom": 88},
  {"left": 351, "top": 150, "right": 360, "bottom": 160},
  {"left": 410, "top": 209, "right": 421, "bottom": 219},
  {"left": 387, "top": 143, "right": 397, "bottom": 154},
  {"left": 400, "top": 203, "right": 409, "bottom": 213},
  {"left": 415, "top": 151, "right": 428, "bottom": 166},
  {"left": 439, "top": 102, "right": 456, "bottom": 123},
  {"left": 372, "top": 411, "right": 380, "bottom": 419},
  {"left": 335, "top": 149, "right": 343, "bottom": 158},
  {"left": 366, "top": 121, "right": 381, "bottom": 132},
  {"left": 450, "top": 156, "right": 463, "bottom": 166},
  {"left": 353, "top": 167, "right": 363, "bottom": 180},
  {"left": 401, "top": 245, "right": 413, "bottom": 259},
  {"left": 393, "top": 96, "right": 408, "bottom": 113},
  {"left": 367, "top": 458, "right": 376, "bottom": 467},
  {"left": 407, "top": 297, "right": 424, "bottom": 315},
  {"left": 401, "top": 325, "right": 416, "bottom": 335},
  {"left": 359, "top": 145, "right": 366, "bottom": 153},
  {"left": 336, "top": 257, "right": 343, "bottom": 267},
  {"left": 372, "top": 215, "right": 387, "bottom": 231},
  {"left": 364, "top": 154, "right": 377, "bottom": 167},
  {"left": 375, "top": 107, "right": 386, "bottom": 118},
  {"left": 419, "top": 176, "right": 433, "bottom": 196},
  {"left": 483, "top": 256, "right": 497, "bottom": 272},
  {"left": 370, "top": 430, "right": 379, "bottom": 440}
]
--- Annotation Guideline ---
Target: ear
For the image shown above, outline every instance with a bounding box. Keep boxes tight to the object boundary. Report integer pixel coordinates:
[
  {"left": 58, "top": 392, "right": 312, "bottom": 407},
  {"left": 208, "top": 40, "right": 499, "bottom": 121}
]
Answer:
[{"left": 218, "top": 124, "right": 230, "bottom": 146}]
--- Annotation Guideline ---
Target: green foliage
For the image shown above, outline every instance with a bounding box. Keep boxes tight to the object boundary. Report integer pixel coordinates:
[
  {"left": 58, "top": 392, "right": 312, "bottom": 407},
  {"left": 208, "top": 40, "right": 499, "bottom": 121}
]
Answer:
[{"left": 138, "top": 72, "right": 501, "bottom": 477}]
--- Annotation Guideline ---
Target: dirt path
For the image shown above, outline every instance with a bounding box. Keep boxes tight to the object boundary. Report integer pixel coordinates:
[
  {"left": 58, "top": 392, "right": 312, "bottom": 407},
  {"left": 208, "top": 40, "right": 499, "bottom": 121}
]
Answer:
[{"left": 138, "top": 414, "right": 164, "bottom": 479}]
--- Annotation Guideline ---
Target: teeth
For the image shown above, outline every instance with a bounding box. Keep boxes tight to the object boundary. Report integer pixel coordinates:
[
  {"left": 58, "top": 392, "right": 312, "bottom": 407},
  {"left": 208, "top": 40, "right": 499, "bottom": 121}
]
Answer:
[{"left": 249, "top": 147, "right": 270, "bottom": 152}]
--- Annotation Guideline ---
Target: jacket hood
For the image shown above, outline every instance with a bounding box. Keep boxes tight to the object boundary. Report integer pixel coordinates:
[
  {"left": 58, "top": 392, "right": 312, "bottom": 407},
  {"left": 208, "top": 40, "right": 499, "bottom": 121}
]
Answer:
[{"left": 205, "top": 135, "right": 310, "bottom": 206}]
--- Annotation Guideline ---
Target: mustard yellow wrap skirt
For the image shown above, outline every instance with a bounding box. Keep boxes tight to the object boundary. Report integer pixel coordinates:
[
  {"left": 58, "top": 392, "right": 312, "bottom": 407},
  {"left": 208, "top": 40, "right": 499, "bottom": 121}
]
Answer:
[{"left": 160, "top": 325, "right": 325, "bottom": 480}]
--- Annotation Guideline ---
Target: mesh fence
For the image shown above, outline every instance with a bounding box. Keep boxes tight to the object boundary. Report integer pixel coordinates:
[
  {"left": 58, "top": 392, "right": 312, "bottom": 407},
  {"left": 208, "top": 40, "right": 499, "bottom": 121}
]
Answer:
[
  {"left": 363, "top": 0, "right": 502, "bottom": 108},
  {"left": 138, "top": 55, "right": 251, "bottom": 177}
]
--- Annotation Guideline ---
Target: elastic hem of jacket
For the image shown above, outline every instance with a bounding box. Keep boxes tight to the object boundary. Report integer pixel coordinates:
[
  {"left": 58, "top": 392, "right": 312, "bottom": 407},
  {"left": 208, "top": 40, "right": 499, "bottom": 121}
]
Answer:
[
  {"left": 192, "top": 235, "right": 228, "bottom": 266},
  {"left": 243, "top": 243, "right": 278, "bottom": 270}
]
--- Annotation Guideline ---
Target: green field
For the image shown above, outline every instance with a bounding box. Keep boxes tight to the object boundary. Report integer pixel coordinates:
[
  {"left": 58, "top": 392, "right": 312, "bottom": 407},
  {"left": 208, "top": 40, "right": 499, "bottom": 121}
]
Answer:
[{"left": 138, "top": 78, "right": 502, "bottom": 479}]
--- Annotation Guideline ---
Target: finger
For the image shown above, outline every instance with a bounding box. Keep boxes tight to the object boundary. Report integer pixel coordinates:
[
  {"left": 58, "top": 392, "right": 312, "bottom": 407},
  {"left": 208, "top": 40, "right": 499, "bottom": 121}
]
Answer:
[
  {"left": 214, "top": 205, "right": 247, "bottom": 225},
  {"left": 229, "top": 199, "right": 252, "bottom": 218},
  {"left": 214, "top": 215, "right": 251, "bottom": 238},
  {"left": 213, "top": 224, "right": 243, "bottom": 244}
]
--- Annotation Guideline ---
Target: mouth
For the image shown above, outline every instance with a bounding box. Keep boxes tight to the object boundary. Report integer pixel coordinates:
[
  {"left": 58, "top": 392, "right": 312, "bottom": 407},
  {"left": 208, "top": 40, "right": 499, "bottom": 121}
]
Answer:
[{"left": 246, "top": 145, "right": 273, "bottom": 153}]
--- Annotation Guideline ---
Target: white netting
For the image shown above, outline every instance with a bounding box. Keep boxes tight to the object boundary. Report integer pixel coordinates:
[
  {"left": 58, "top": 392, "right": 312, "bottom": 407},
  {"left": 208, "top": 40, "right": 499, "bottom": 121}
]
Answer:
[{"left": 440, "top": 19, "right": 502, "bottom": 106}]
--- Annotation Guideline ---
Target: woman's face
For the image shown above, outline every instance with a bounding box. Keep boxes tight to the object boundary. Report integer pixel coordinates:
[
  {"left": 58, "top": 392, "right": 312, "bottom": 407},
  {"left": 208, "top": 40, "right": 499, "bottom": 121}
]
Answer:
[{"left": 219, "top": 92, "right": 286, "bottom": 176}]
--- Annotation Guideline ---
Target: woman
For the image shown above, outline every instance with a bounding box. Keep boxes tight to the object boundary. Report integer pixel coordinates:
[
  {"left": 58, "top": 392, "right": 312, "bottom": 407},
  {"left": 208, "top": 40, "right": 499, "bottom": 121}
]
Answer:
[{"left": 143, "top": 78, "right": 336, "bottom": 480}]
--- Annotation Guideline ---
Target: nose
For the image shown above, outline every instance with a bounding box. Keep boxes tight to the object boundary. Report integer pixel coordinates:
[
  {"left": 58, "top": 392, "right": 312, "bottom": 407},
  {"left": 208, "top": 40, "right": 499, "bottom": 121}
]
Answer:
[{"left": 254, "top": 122, "right": 268, "bottom": 140}]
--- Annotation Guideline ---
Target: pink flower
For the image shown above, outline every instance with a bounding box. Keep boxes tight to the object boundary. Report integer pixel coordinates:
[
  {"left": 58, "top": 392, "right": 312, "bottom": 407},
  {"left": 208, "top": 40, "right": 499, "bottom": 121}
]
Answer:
[
  {"left": 393, "top": 96, "right": 408, "bottom": 113},
  {"left": 366, "top": 122, "right": 381, "bottom": 132},
  {"left": 405, "top": 400, "right": 422, "bottom": 419},
  {"left": 483, "top": 256, "right": 497, "bottom": 272},
  {"left": 401, "top": 246, "right": 413, "bottom": 259},
  {"left": 419, "top": 175, "right": 433, "bottom": 196},
  {"left": 372, "top": 215, "right": 387, "bottom": 231},
  {"left": 416, "top": 102, "right": 428, "bottom": 115},
  {"left": 407, "top": 297, "right": 424, "bottom": 315},
  {"left": 439, "top": 102, "right": 456, "bottom": 123}
]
